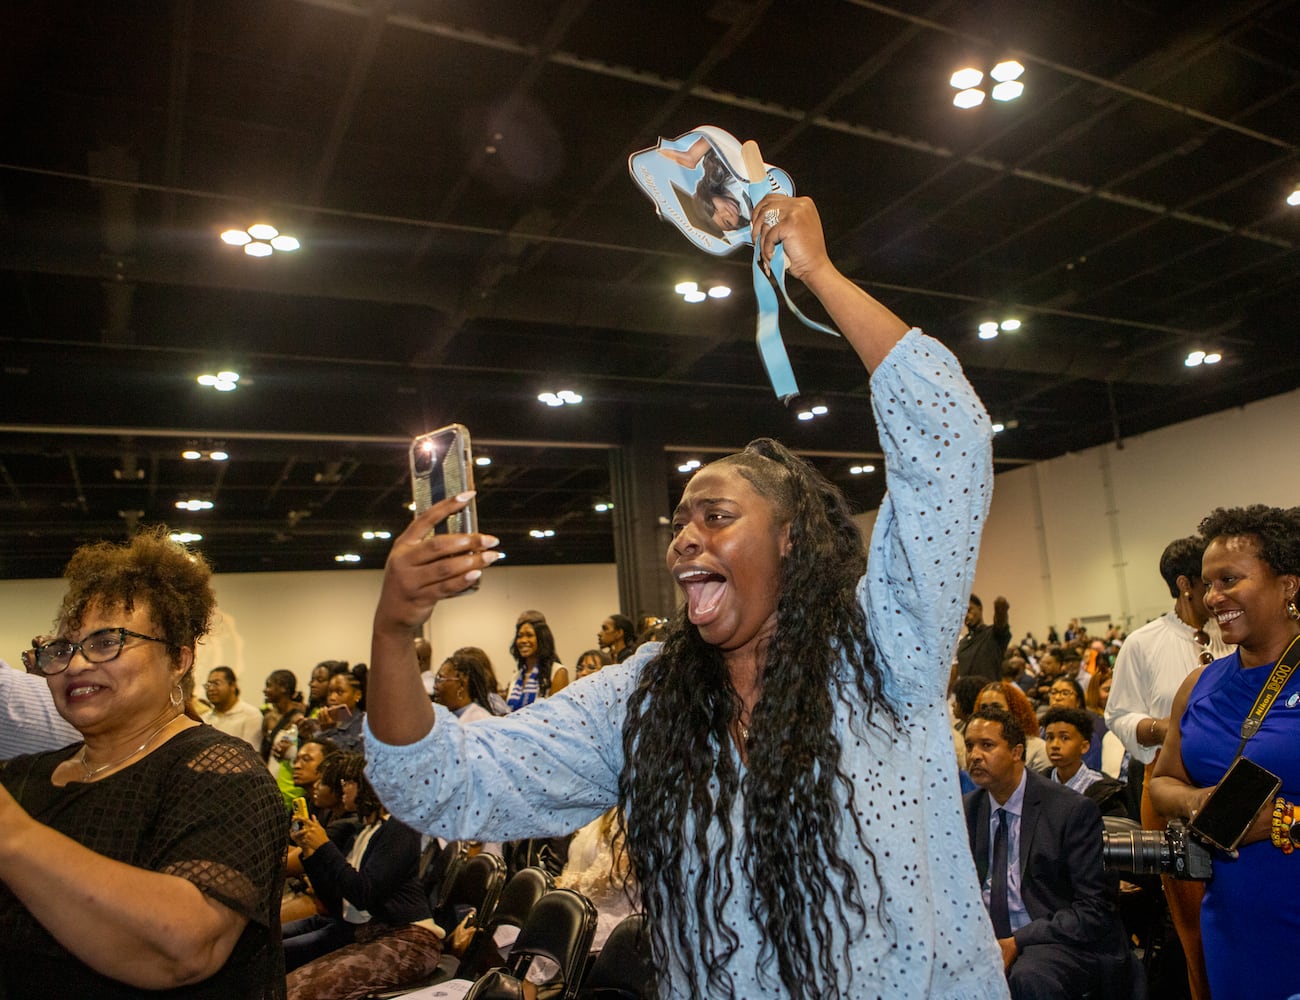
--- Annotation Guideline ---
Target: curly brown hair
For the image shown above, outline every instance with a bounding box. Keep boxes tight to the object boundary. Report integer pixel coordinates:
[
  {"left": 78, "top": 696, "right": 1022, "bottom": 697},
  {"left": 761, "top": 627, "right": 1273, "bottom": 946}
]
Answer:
[{"left": 57, "top": 525, "right": 216, "bottom": 665}]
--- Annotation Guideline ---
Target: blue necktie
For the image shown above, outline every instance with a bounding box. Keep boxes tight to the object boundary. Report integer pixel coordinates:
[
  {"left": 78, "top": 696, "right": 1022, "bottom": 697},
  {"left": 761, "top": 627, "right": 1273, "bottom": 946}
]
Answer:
[{"left": 990, "top": 807, "right": 1011, "bottom": 938}]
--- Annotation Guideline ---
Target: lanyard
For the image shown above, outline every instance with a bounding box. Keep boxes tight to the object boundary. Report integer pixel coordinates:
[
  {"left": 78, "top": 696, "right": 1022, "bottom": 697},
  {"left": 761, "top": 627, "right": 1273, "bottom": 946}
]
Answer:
[{"left": 1233, "top": 632, "right": 1300, "bottom": 759}]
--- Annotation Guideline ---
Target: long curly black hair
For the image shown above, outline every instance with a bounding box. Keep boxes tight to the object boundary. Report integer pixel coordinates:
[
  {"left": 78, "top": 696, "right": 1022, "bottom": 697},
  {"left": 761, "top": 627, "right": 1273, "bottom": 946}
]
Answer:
[{"left": 618, "top": 439, "right": 896, "bottom": 998}]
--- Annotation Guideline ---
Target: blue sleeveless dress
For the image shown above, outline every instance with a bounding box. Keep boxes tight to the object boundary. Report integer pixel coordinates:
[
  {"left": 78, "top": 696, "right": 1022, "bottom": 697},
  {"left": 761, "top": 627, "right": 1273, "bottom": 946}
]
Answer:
[{"left": 1179, "top": 650, "right": 1300, "bottom": 1000}]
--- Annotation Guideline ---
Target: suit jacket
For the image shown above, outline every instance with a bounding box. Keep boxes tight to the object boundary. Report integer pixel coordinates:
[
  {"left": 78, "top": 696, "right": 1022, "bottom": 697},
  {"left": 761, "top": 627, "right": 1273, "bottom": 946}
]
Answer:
[{"left": 964, "top": 768, "right": 1126, "bottom": 957}]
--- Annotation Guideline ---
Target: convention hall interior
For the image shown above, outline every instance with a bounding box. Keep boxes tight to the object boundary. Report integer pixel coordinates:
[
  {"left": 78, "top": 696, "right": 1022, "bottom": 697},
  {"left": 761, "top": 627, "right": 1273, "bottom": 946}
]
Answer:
[{"left": 1, "top": 0, "right": 1298, "bottom": 670}]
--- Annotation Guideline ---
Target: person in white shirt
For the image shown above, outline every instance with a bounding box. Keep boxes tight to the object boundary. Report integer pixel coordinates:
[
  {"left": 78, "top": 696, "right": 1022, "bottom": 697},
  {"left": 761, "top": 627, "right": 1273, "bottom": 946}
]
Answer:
[
  {"left": 1, "top": 654, "right": 81, "bottom": 759},
  {"left": 201, "top": 666, "right": 265, "bottom": 753},
  {"left": 431, "top": 652, "right": 494, "bottom": 723},
  {"left": 1104, "top": 535, "right": 1228, "bottom": 1000}
]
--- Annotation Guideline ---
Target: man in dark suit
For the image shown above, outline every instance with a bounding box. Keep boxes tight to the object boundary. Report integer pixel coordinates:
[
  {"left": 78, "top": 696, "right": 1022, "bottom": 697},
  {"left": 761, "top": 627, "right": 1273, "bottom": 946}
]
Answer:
[{"left": 963, "top": 706, "right": 1132, "bottom": 1000}]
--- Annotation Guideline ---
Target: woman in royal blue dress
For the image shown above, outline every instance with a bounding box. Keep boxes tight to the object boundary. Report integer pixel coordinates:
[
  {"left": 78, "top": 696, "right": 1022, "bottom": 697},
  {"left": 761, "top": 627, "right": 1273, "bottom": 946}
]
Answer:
[{"left": 1151, "top": 505, "right": 1300, "bottom": 1000}]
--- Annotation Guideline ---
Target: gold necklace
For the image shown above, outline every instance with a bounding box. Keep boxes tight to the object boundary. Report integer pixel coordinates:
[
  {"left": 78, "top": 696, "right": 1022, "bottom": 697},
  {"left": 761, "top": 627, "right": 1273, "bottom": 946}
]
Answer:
[{"left": 78, "top": 712, "right": 181, "bottom": 780}]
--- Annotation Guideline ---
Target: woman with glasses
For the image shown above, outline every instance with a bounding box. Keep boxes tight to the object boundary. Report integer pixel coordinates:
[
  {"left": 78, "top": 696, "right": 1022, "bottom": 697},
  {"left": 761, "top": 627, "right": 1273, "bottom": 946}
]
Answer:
[
  {"left": 0, "top": 527, "right": 287, "bottom": 998},
  {"left": 432, "top": 652, "right": 494, "bottom": 722}
]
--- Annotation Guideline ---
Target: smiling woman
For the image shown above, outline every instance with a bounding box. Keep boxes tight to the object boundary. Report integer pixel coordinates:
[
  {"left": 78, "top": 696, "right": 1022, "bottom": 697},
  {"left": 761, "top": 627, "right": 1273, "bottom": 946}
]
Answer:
[
  {"left": 361, "top": 193, "right": 1005, "bottom": 999},
  {"left": 0, "top": 527, "right": 287, "bottom": 999},
  {"left": 1150, "top": 505, "right": 1300, "bottom": 1000}
]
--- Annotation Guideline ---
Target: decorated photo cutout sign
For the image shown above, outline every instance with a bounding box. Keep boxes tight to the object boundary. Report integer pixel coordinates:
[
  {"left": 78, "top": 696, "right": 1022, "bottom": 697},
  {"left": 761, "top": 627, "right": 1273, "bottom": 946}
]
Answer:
[{"left": 628, "top": 125, "right": 793, "bottom": 255}]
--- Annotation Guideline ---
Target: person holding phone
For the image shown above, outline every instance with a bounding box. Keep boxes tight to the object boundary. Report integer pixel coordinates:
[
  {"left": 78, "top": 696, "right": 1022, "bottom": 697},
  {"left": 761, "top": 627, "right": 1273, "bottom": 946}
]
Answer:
[
  {"left": 1150, "top": 505, "right": 1300, "bottom": 1000},
  {"left": 317, "top": 672, "right": 365, "bottom": 754},
  {"left": 362, "top": 193, "right": 1006, "bottom": 998}
]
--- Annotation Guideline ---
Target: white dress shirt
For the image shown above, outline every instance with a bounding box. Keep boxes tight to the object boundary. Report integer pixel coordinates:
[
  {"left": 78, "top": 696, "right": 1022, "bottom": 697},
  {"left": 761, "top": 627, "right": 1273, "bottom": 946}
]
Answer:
[
  {"left": 1105, "top": 610, "right": 1230, "bottom": 763},
  {"left": 0, "top": 661, "right": 81, "bottom": 759},
  {"left": 202, "top": 699, "right": 266, "bottom": 753}
]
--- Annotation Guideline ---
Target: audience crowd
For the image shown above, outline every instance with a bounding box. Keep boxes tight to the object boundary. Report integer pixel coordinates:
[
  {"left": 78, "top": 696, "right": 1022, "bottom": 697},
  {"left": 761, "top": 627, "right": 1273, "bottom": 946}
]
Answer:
[{"left": 5, "top": 515, "right": 1296, "bottom": 1000}]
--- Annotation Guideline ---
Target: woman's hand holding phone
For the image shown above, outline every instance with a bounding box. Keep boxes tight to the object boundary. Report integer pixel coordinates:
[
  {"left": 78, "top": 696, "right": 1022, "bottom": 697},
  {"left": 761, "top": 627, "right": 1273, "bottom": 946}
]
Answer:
[{"left": 375, "top": 494, "right": 502, "bottom": 633}]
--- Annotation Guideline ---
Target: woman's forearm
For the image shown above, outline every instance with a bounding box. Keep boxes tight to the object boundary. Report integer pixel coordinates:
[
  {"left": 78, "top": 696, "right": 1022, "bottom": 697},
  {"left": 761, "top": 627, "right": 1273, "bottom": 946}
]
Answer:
[
  {"left": 368, "top": 624, "right": 438, "bottom": 745},
  {"left": 0, "top": 812, "right": 245, "bottom": 988},
  {"left": 1148, "top": 774, "right": 1210, "bottom": 822}
]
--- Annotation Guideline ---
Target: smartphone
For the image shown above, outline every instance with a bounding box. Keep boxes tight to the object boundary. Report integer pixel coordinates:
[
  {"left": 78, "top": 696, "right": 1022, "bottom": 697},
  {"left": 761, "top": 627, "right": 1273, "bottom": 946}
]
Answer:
[
  {"left": 330, "top": 704, "right": 353, "bottom": 726},
  {"left": 291, "top": 796, "right": 309, "bottom": 823},
  {"left": 1189, "top": 756, "right": 1281, "bottom": 853},
  {"left": 410, "top": 424, "right": 477, "bottom": 536}
]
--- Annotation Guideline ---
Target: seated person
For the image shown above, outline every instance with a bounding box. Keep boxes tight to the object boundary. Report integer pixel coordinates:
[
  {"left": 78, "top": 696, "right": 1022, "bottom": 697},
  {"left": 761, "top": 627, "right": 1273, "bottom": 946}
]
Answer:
[
  {"left": 0, "top": 528, "right": 286, "bottom": 997},
  {"left": 1042, "top": 707, "right": 1128, "bottom": 818},
  {"left": 432, "top": 652, "right": 496, "bottom": 722},
  {"left": 281, "top": 736, "right": 342, "bottom": 924},
  {"left": 452, "top": 646, "right": 509, "bottom": 716},
  {"left": 1045, "top": 676, "right": 1106, "bottom": 772},
  {"left": 316, "top": 670, "right": 365, "bottom": 754},
  {"left": 976, "top": 681, "right": 1050, "bottom": 772},
  {"left": 574, "top": 648, "right": 612, "bottom": 680},
  {"left": 284, "top": 753, "right": 442, "bottom": 999},
  {"left": 963, "top": 707, "right": 1130, "bottom": 1000}
]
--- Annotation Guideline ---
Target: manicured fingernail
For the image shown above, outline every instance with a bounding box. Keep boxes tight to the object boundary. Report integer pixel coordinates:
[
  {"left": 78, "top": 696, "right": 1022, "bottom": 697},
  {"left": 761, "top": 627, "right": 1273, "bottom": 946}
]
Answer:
[
  {"left": 483, "top": 551, "right": 505, "bottom": 564},
  {"left": 481, "top": 535, "right": 500, "bottom": 549},
  {"left": 455, "top": 490, "right": 477, "bottom": 502},
  {"left": 465, "top": 569, "right": 483, "bottom": 583}
]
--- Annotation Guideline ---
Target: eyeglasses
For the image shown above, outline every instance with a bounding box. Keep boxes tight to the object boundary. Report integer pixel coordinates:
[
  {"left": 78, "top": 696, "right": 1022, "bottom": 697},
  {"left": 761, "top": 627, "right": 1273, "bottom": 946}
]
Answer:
[
  {"left": 433, "top": 673, "right": 460, "bottom": 685},
  {"left": 31, "top": 627, "right": 175, "bottom": 676},
  {"left": 1192, "top": 629, "right": 1214, "bottom": 666}
]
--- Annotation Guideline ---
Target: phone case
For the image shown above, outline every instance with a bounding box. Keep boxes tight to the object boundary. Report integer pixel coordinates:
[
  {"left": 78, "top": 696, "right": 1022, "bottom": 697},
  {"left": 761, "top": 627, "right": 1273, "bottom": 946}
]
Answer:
[
  {"left": 410, "top": 424, "right": 477, "bottom": 535},
  {"left": 292, "top": 796, "right": 309, "bottom": 821},
  {"left": 1189, "top": 756, "right": 1281, "bottom": 852}
]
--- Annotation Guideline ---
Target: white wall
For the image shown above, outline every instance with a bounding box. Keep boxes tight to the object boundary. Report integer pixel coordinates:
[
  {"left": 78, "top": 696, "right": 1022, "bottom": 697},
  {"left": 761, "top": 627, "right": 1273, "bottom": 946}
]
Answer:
[
  {"left": 971, "top": 385, "right": 1300, "bottom": 638},
  {"left": 0, "top": 563, "right": 620, "bottom": 696}
]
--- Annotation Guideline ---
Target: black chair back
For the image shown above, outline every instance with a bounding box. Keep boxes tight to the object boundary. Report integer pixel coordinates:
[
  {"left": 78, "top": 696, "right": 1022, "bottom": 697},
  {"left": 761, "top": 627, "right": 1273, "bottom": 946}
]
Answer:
[
  {"left": 457, "top": 865, "right": 556, "bottom": 980},
  {"left": 506, "top": 888, "right": 598, "bottom": 1000},
  {"left": 578, "top": 913, "right": 657, "bottom": 1000},
  {"left": 433, "top": 850, "right": 507, "bottom": 931}
]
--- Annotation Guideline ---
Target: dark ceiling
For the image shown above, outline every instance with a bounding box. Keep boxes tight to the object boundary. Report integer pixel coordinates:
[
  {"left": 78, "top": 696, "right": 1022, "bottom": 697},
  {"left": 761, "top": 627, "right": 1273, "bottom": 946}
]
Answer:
[{"left": 2, "top": 0, "right": 1298, "bottom": 578}]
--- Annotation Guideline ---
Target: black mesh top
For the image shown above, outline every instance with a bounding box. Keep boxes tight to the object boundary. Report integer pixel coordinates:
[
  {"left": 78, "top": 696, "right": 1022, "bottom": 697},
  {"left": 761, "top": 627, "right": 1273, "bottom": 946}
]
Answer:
[{"left": 0, "top": 724, "right": 288, "bottom": 999}]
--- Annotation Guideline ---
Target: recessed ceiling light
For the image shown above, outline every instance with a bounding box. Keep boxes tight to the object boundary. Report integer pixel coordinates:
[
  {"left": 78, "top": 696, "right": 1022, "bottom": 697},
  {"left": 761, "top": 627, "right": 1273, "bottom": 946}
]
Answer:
[
  {"left": 175, "top": 499, "right": 214, "bottom": 511},
  {"left": 674, "top": 281, "right": 698, "bottom": 295},
  {"left": 269, "top": 235, "right": 300, "bottom": 252},
  {"left": 950, "top": 67, "right": 983, "bottom": 89},
  {"left": 797, "top": 409, "right": 815, "bottom": 421},
  {"left": 334, "top": 553, "right": 362, "bottom": 563},
  {"left": 244, "top": 241, "right": 273, "bottom": 258},
  {"left": 1203, "top": 352, "right": 1221, "bottom": 364},
  {"left": 1185, "top": 350, "right": 1206, "bottom": 367},
  {"left": 594, "top": 502, "right": 613, "bottom": 513},
  {"left": 220, "top": 229, "right": 251, "bottom": 246},
  {"left": 707, "top": 285, "right": 731, "bottom": 299},
  {"left": 990, "top": 60, "right": 1025, "bottom": 83},
  {"left": 362, "top": 530, "right": 392, "bottom": 540},
  {"left": 849, "top": 464, "right": 876, "bottom": 475},
  {"left": 475, "top": 456, "right": 492, "bottom": 466},
  {"left": 208, "top": 450, "right": 229, "bottom": 461},
  {"left": 181, "top": 449, "right": 202, "bottom": 460},
  {"left": 991, "top": 80, "right": 1025, "bottom": 102},
  {"left": 538, "top": 390, "right": 582, "bottom": 407},
  {"left": 978, "top": 321, "right": 1000, "bottom": 340},
  {"left": 991, "top": 422, "right": 1005, "bottom": 434},
  {"left": 1288, "top": 188, "right": 1300, "bottom": 207},
  {"left": 247, "top": 223, "right": 279, "bottom": 240},
  {"left": 169, "top": 531, "right": 203, "bottom": 543},
  {"left": 529, "top": 529, "right": 556, "bottom": 538},
  {"left": 683, "top": 289, "right": 707, "bottom": 303},
  {"left": 953, "top": 88, "right": 985, "bottom": 109},
  {"left": 999, "top": 318, "right": 1021, "bottom": 332}
]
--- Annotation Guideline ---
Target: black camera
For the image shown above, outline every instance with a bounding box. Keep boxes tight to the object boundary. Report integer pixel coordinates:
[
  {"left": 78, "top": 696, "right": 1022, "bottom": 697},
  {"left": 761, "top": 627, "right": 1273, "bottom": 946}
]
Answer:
[{"left": 1102, "top": 820, "right": 1212, "bottom": 881}]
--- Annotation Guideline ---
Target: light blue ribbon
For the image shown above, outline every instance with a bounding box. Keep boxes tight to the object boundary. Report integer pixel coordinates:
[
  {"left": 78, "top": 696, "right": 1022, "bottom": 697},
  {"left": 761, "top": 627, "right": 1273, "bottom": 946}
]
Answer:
[{"left": 748, "top": 179, "right": 839, "bottom": 403}]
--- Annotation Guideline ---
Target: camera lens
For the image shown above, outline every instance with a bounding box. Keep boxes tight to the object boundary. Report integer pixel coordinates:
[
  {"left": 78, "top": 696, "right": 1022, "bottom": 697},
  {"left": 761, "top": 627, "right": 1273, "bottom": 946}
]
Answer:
[{"left": 1101, "top": 829, "right": 1168, "bottom": 875}]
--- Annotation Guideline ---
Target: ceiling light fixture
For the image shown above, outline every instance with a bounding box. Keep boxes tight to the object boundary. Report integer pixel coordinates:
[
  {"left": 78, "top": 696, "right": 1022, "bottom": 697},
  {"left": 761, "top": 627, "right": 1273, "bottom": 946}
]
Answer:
[
  {"left": 197, "top": 370, "right": 240, "bottom": 391},
  {"left": 978, "top": 321, "right": 1000, "bottom": 340},
  {"left": 362, "top": 530, "right": 392, "bottom": 540},
  {"left": 978, "top": 317, "right": 1022, "bottom": 340},
  {"left": 175, "top": 499, "right": 214, "bottom": 511},
  {"left": 221, "top": 223, "right": 301, "bottom": 256},
  {"left": 1185, "top": 350, "right": 1222, "bottom": 367},
  {"left": 849, "top": 463, "right": 876, "bottom": 475},
  {"left": 528, "top": 529, "right": 556, "bottom": 538},
  {"left": 707, "top": 284, "right": 731, "bottom": 299},
  {"left": 1286, "top": 187, "right": 1300, "bottom": 207},
  {"left": 677, "top": 459, "right": 702, "bottom": 474},
  {"left": 169, "top": 531, "right": 202, "bottom": 543},
  {"left": 796, "top": 402, "right": 830, "bottom": 421},
  {"left": 538, "top": 389, "right": 583, "bottom": 407},
  {"left": 593, "top": 501, "right": 613, "bottom": 512},
  {"left": 334, "top": 553, "right": 362, "bottom": 563},
  {"left": 181, "top": 449, "right": 202, "bottom": 461},
  {"left": 675, "top": 280, "right": 731, "bottom": 303},
  {"left": 952, "top": 58, "right": 1024, "bottom": 109},
  {"left": 182, "top": 446, "right": 229, "bottom": 461},
  {"left": 474, "top": 455, "right": 492, "bottom": 467}
]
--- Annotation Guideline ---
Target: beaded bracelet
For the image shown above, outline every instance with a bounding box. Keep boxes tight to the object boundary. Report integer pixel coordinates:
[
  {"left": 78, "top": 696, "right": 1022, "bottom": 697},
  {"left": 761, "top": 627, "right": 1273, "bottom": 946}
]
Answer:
[{"left": 1271, "top": 797, "right": 1300, "bottom": 854}]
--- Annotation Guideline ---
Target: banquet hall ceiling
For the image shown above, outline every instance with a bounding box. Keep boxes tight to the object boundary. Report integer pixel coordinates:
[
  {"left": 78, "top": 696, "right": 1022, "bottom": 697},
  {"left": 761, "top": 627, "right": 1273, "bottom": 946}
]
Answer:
[{"left": 1, "top": 0, "right": 1298, "bottom": 577}]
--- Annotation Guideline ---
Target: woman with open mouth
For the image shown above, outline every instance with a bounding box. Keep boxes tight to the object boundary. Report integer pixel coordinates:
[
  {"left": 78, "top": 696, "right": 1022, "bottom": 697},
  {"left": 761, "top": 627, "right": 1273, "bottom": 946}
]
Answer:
[{"left": 362, "top": 191, "right": 1005, "bottom": 999}]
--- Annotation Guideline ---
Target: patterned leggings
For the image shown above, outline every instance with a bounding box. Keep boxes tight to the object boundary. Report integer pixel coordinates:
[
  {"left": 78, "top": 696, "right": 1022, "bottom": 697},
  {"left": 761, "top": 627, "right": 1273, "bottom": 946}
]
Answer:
[{"left": 286, "top": 921, "right": 444, "bottom": 1000}]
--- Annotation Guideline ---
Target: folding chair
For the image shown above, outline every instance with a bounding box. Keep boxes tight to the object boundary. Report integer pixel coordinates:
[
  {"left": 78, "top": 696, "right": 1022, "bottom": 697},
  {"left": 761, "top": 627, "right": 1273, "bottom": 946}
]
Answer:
[
  {"left": 464, "top": 889, "right": 598, "bottom": 1000},
  {"left": 456, "top": 865, "right": 556, "bottom": 981},
  {"left": 577, "top": 913, "right": 657, "bottom": 1000}
]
